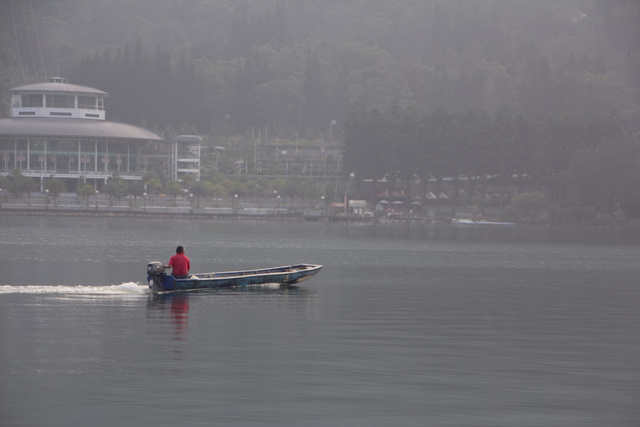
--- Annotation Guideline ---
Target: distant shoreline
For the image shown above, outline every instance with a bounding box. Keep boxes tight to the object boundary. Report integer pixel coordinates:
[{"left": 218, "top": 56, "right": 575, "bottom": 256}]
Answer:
[
  {"left": 0, "top": 205, "right": 431, "bottom": 224},
  {"left": 3, "top": 205, "right": 639, "bottom": 227},
  {"left": 0, "top": 205, "right": 302, "bottom": 221}
]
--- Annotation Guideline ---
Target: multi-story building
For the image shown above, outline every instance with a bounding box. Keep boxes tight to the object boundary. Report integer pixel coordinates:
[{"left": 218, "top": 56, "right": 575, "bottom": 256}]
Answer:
[{"left": 0, "top": 77, "right": 164, "bottom": 190}]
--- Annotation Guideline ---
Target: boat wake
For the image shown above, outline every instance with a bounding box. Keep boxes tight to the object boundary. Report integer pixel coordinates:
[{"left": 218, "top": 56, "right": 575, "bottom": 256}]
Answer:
[
  {"left": 0, "top": 282, "right": 149, "bottom": 295},
  {"left": 0, "top": 281, "right": 306, "bottom": 297}
]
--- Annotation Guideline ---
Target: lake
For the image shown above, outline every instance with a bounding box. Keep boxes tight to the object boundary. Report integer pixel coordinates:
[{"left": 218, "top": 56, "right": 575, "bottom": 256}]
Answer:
[{"left": 1, "top": 216, "right": 638, "bottom": 426}]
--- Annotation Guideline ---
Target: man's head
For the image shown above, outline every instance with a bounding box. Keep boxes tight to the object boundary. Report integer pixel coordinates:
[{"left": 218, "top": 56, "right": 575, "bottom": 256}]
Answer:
[{"left": 176, "top": 246, "right": 184, "bottom": 254}]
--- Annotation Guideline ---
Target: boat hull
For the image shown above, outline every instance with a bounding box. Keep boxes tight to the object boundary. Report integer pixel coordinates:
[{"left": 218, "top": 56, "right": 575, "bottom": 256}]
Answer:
[{"left": 148, "top": 264, "right": 322, "bottom": 292}]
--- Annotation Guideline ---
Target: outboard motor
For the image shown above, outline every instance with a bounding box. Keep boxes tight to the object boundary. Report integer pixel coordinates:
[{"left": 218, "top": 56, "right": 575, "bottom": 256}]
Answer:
[{"left": 147, "top": 261, "right": 166, "bottom": 291}]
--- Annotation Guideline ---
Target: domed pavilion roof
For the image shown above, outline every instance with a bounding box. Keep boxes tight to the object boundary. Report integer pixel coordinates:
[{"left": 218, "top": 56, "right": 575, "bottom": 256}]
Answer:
[{"left": 0, "top": 117, "right": 163, "bottom": 142}]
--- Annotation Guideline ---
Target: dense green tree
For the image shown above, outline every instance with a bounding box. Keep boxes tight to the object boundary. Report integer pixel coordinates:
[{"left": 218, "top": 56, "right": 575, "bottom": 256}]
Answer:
[
  {"left": 568, "top": 136, "right": 640, "bottom": 219},
  {"left": 103, "top": 175, "right": 127, "bottom": 207},
  {"left": 249, "top": 78, "right": 299, "bottom": 131},
  {"left": 190, "top": 181, "right": 213, "bottom": 208},
  {"left": 358, "top": 107, "right": 387, "bottom": 206},
  {"left": 128, "top": 181, "right": 146, "bottom": 206},
  {"left": 6, "top": 170, "right": 36, "bottom": 205},
  {"left": 463, "top": 108, "right": 492, "bottom": 198},
  {"left": 444, "top": 110, "right": 468, "bottom": 215},
  {"left": 342, "top": 103, "right": 369, "bottom": 180},
  {"left": 44, "top": 178, "right": 66, "bottom": 207},
  {"left": 381, "top": 103, "right": 404, "bottom": 196},
  {"left": 77, "top": 184, "right": 96, "bottom": 208},
  {"left": 209, "top": 183, "right": 226, "bottom": 207},
  {"left": 231, "top": 57, "right": 259, "bottom": 132},
  {"left": 281, "top": 178, "right": 300, "bottom": 208},
  {"left": 301, "top": 47, "right": 325, "bottom": 133},
  {"left": 507, "top": 191, "right": 550, "bottom": 223},
  {"left": 225, "top": 180, "right": 248, "bottom": 199},
  {"left": 342, "top": 99, "right": 626, "bottom": 214},
  {"left": 165, "top": 181, "right": 184, "bottom": 207},
  {"left": 492, "top": 103, "right": 517, "bottom": 209},
  {"left": 395, "top": 106, "right": 420, "bottom": 209},
  {"left": 428, "top": 106, "right": 450, "bottom": 211}
]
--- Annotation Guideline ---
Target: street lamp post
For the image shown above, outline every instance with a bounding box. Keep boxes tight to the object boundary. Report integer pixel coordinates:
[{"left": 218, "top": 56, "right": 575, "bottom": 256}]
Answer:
[
  {"left": 45, "top": 189, "right": 49, "bottom": 209},
  {"left": 214, "top": 146, "right": 225, "bottom": 174},
  {"left": 345, "top": 172, "right": 354, "bottom": 216},
  {"left": 94, "top": 190, "right": 99, "bottom": 211},
  {"left": 143, "top": 192, "right": 147, "bottom": 213},
  {"left": 273, "top": 190, "right": 278, "bottom": 214}
]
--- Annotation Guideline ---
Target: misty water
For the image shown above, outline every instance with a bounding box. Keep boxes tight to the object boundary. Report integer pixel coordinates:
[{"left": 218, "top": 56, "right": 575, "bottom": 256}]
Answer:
[{"left": 1, "top": 216, "right": 638, "bottom": 426}]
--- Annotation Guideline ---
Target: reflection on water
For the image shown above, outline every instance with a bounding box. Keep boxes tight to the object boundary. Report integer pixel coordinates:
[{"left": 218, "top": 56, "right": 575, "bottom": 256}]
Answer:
[
  {"left": 146, "top": 285, "right": 318, "bottom": 340},
  {"left": 147, "top": 293, "right": 191, "bottom": 339}
]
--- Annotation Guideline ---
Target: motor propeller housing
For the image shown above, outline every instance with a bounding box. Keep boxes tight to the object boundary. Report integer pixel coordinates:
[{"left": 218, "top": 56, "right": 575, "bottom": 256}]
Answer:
[
  {"left": 147, "top": 261, "right": 165, "bottom": 276},
  {"left": 147, "top": 261, "right": 166, "bottom": 291}
]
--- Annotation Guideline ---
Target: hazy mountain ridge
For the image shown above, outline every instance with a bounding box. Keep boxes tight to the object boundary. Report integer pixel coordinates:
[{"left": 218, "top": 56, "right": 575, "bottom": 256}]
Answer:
[{"left": 0, "top": 0, "right": 638, "bottom": 136}]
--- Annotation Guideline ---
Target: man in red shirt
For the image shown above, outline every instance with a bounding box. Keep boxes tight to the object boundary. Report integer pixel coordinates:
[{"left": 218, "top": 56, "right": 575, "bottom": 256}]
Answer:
[{"left": 167, "top": 246, "right": 191, "bottom": 279}]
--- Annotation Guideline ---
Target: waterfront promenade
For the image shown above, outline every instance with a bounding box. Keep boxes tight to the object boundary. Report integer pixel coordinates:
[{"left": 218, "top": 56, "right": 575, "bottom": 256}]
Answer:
[
  {"left": 0, "top": 193, "right": 308, "bottom": 219},
  {"left": 0, "top": 192, "right": 325, "bottom": 220}
]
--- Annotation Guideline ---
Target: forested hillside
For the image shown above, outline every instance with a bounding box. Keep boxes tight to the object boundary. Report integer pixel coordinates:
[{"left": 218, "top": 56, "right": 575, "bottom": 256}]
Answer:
[{"left": 1, "top": 0, "right": 639, "bottom": 138}]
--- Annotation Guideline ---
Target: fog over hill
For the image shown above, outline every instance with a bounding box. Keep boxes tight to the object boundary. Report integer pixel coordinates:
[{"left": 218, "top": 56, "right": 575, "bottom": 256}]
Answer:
[{"left": 1, "top": 0, "right": 638, "bottom": 136}]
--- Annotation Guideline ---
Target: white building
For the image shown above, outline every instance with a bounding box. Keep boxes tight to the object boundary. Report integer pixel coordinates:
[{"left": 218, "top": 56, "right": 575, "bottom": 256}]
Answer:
[
  {"left": 171, "top": 135, "right": 202, "bottom": 182},
  {"left": 0, "top": 77, "right": 164, "bottom": 189}
]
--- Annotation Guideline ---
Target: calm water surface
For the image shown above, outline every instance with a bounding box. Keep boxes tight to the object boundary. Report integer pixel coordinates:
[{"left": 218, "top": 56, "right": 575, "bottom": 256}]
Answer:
[{"left": 1, "top": 217, "right": 638, "bottom": 426}]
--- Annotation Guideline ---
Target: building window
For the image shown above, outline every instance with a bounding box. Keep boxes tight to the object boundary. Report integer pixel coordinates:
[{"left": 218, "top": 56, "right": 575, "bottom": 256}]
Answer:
[
  {"left": 46, "top": 95, "right": 74, "bottom": 108},
  {"left": 22, "top": 94, "right": 43, "bottom": 107},
  {"left": 78, "top": 96, "right": 96, "bottom": 109},
  {"left": 50, "top": 112, "right": 72, "bottom": 116}
]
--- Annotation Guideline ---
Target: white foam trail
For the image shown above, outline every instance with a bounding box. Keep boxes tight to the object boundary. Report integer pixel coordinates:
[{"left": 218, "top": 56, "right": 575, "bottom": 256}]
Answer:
[
  {"left": 114, "top": 282, "right": 148, "bottom": 294},
  {"left": 0, "top": 282, "right": 149, "bottom": 295}
]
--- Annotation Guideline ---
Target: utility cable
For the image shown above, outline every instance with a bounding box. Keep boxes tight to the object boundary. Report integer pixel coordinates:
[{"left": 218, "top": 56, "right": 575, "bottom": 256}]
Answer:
[
  {"left": 29, "top": 0, "right": 47, "bottom": 79},
  {"left": 9, "top": 0, "right": 27, "bottom": 83},
  {"left": 20, "top": 0, "right": 38, "bottom": 80}
]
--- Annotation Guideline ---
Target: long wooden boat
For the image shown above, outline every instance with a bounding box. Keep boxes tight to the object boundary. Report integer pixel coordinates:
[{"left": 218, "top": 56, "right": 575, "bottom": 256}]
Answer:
[{"left": 147, "top": 262, "right": 322, "bottom": 293}]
